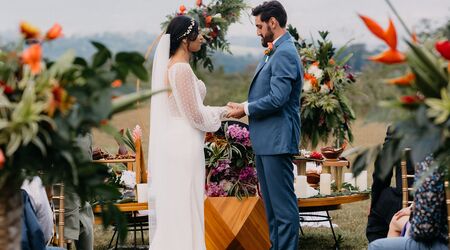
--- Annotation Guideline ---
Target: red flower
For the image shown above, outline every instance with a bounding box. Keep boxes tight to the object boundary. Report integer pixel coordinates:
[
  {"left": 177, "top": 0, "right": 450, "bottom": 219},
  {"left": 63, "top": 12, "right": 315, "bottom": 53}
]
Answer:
[
  {"left": 435, "top": 40, "right": 450, "bottom": 60},
  {"left": 0, "top": 149, "right": 4, "bottom": 170},
  {"left": 45, "top": 23, "right": 63, "bottom": 40},
  {"left": 400, "top": 95, "right": 421, "bottom": 105},
  {"left": 21, "top": 44, "right": 42, "bottom": 74},
  {"left": 196, "top": 0, "right": 202, "bottom": 7},
  {"left": 310, "top": 151, "right": 324, "bottom": 160},
  {"left": 0, "top": 80, "right": 13, "bottom": 95}
]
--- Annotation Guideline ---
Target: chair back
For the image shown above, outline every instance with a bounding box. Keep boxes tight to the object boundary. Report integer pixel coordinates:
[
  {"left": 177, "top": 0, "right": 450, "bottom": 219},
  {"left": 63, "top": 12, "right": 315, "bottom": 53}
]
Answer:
[
  {"left": 51, "top": 183, "right": 65, "bottom": 248},
  {"left": 401, "top": 148, "right": 414, "bottom": 208},
  {"left": 445, "top": 180, "right": 450, "bottom": 248}
]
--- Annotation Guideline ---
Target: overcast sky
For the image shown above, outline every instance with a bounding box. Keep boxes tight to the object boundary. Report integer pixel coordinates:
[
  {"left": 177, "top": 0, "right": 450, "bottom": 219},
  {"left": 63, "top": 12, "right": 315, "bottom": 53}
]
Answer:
[{"left": 1, "top": 0, "right": 449, "bottom": 47}]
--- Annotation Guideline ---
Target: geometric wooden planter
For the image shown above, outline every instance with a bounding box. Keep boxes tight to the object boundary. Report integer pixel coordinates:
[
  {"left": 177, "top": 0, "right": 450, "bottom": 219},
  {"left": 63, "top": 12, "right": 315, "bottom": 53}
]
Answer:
[{"left": 205, "top": 197, "right": 270, "bottom": 250}]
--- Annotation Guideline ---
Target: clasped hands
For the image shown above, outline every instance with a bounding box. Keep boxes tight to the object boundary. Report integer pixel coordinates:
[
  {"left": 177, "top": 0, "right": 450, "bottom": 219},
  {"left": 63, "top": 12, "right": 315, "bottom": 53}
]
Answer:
[{"left": 225, "top": 102, "right": 246, "bottom": 119}]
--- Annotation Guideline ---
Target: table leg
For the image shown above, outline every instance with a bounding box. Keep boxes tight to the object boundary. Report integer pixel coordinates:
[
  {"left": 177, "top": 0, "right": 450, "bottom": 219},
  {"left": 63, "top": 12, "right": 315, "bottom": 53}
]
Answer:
[
  {"left": 326, "top": 210, "right": 339, "bottom": 249},
  {"left": 336, "top": 168, "right": 343, "bottom": 191},
  {"left": 134, "top": 212, "right": 137, "bottom": 249}
]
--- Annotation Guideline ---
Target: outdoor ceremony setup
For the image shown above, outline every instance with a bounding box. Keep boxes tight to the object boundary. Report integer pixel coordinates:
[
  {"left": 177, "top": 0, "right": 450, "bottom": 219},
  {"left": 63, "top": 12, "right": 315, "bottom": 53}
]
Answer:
[{"left": 0, "top": 0, "right": 449, "bottom": 249}]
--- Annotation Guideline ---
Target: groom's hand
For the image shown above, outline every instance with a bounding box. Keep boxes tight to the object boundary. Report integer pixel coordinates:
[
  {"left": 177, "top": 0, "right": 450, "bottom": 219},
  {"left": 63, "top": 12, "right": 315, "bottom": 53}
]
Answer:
[{"left": 226, "top": 102, "right": 246, "bottom": 119}]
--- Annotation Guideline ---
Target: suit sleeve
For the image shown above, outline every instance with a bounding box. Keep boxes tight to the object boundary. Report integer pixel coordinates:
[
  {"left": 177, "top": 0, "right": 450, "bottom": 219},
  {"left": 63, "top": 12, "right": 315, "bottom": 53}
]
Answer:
[{"left": 248, "top": 50, "right": 297, "bottom": 118}]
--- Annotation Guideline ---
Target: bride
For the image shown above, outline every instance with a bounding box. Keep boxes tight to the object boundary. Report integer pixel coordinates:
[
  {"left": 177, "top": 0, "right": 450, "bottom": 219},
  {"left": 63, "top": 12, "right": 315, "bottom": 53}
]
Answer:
[{"left": 148, "top": 15, "right": 229, "bottom": 250}]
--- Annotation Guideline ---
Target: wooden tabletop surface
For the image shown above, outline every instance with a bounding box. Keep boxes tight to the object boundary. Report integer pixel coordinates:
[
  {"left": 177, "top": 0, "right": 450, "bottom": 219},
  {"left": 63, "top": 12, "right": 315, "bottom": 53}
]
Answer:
[{"left": 298, "top": 193, "right": 369, "bottom": 208}]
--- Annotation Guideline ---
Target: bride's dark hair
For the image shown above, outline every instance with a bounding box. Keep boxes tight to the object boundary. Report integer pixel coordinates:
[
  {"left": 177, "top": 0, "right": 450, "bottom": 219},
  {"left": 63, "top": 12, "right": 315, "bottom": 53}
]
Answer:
[{"left": 165, "top": 16, "right": 200, "bottom": 57}]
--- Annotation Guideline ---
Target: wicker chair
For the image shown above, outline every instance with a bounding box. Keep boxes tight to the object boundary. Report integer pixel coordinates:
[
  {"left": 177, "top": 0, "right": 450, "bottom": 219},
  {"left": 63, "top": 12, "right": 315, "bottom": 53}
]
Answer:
[
  {"left": 51, "top": 183, "right": 73, "bottom": 249},
  {"left": 400, "top": 148, "right": 414, "bottom": 208}
]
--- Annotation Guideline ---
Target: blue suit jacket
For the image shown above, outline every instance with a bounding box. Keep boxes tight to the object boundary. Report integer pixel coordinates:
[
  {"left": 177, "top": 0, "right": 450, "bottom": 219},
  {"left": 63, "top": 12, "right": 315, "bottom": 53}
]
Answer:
[{"left": 248, "top": 32, "right": 303, "bottom": 155}]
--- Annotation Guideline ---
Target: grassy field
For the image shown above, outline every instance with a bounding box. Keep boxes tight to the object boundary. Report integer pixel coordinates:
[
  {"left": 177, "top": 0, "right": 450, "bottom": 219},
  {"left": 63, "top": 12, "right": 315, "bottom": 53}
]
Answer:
[{"left": 92, "top": 105, "right": 387, "bottom": 250}]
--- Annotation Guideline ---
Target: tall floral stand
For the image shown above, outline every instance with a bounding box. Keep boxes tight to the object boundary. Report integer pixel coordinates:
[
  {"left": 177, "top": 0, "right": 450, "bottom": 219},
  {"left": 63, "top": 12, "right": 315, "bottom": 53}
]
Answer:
[
  {"left": 0, "top": 185, "right": 22, "bottom": 250},
  {"left": 205, "top": 196, "right": 270, "bottom": 250}
]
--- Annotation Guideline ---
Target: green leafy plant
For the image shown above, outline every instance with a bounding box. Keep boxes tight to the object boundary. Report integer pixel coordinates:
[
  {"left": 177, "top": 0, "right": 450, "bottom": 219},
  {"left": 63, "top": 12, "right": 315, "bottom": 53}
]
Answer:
[
  {"left": 162, "top": 0, "right": 248, "bottom": 71},
  {"left": 288, "top": 27, "right": 356, "bottom": 149},
  {"left": 353, "top": 1, "right": 450, "bottom": 183},
  {"left": 0, "top": 21, "right": 156, "bottom": 241}
]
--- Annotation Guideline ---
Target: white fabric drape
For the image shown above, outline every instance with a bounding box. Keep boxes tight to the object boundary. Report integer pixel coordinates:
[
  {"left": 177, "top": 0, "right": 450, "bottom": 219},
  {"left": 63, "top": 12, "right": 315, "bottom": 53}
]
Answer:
[{"left": 148, "top": 34, "right": 170, "bottom": 242}]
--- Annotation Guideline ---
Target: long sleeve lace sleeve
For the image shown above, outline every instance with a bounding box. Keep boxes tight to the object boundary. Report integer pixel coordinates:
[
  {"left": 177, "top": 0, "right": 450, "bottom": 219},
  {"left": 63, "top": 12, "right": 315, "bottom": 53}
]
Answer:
[{"left": 168, "top": 63, "right": 226, "bottom": 132}]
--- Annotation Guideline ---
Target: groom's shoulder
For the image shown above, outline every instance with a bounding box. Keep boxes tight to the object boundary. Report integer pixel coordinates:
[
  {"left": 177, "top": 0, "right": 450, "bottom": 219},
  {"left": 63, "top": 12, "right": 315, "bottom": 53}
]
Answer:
[{"left": 276, "top": 40, "right": 300, "bottom": 59}]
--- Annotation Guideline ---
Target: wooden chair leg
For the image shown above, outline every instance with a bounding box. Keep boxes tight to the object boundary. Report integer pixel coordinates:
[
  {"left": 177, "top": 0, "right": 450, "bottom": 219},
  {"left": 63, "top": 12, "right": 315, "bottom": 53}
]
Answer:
[{"left": 445, "top": 180, "right": 449, "bottom": 249}]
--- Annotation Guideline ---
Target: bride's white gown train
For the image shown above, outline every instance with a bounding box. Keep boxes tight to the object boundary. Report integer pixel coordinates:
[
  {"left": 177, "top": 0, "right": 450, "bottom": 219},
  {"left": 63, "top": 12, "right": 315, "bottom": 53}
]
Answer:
[{"left": 149, "top": 61, "right": 225, "bottom": 250}]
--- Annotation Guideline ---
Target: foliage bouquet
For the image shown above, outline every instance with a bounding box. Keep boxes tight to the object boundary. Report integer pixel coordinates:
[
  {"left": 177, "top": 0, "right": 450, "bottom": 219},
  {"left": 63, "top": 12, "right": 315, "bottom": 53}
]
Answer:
[
  {"left": 204, "top": 121, "right": 258, "bottom": 199},
  {"left": 163, "top": 0, "right": 247, "bottom": 71},
  {"left": 288, "top": 27, "right": 356, "bottom": 149}
]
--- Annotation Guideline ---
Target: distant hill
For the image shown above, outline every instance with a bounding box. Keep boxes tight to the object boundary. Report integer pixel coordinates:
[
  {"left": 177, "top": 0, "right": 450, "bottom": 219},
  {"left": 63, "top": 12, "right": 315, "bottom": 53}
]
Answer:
[{"left": 0, "top": 32, "right": 373, "bottom": 73}]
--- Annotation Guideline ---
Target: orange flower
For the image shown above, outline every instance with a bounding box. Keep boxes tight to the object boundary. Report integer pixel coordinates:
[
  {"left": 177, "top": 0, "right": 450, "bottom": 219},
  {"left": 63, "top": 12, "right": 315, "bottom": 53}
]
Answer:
[
  {"left": 304, "top": 73, "right": 318, "bottom": 87},
  {"left": 312, "top": 61, "right": 319, "bottom": 67},
  {"left": 384, "top": 19, "right": 397, "bottom": 50},
  {"left": 47, "top": 84, "right": 74, "bottom": 117},
  {"left": 328, "top": 58, "right": 335, "bottom": 65},
  {"left": 21, "top": 44, "right": 42, "bottom": 74},
  {"left": 264, "top": 42, "right": 274, "bottom": 56},
  {"left": 111, "top": 79, "right": 122, "bottom": 88},
  {"left": 411, "top": 30, "right": 419, "bottom": 44},
  {"left": 179, "top": 5, "right": 186, "bottom": 14},
  {"left": 20, "top": 21, "right": 40, "bottom": 39},
  {"left": 0, "top": 149, "right": 4, "bottom": 169},
  {"left": 325, "top": 80, "right": 334, "bottom": 90},
  {"left": 386, "top": 73, "right": 415, "bottom": 86},
  {"left": 45, "top": 23, "right": 62, "bottom": 40},
  {"left": 205, "top": 16, "right": 213, "bottom": 26},
  {"left": 358, "top": 15, "right": 386, "bottom": 41},
  {"left": 369, "top": 49, "right": 405, "bottom": 64},
  {"left": 196, "top": 0, "right": 202, "bottom": 7},
  {"left": 359, "top": 15, "right": 399, "bottom": 50}
]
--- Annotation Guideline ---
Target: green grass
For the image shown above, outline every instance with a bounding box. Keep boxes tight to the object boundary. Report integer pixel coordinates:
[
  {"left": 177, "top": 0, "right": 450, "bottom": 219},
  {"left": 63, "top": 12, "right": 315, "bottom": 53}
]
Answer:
[{"left": 93, "top": 200, "right": 370, "bottom": 249}]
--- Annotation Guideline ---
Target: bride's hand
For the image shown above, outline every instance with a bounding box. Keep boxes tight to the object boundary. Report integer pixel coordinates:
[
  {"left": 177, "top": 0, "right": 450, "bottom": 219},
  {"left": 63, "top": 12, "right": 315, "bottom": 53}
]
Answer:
[{"left": 221, "top": 106, "right": 232, "bottom": 119}]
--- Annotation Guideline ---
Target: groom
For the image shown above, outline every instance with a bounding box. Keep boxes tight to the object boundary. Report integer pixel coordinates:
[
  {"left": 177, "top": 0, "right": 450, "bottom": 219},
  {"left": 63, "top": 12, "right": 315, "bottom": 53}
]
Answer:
[{"left": 227, "top": 1, "right": 303, "bottom": 249}]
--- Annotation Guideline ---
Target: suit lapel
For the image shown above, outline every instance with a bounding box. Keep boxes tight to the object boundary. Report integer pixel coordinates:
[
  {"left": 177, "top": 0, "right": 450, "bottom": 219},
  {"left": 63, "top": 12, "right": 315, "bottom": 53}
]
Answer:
[
  {"left": 249, "top": 33, "right": 292, "bottom": 93},
  {"left": 249, "top": 58, "right": 267, "bottom": 92}
]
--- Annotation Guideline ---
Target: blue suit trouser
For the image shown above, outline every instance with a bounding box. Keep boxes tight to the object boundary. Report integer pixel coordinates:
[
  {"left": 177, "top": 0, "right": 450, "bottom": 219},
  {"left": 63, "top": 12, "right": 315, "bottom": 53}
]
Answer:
[{"left": 255, "top": 154, "right": 299, "bottom": 250}]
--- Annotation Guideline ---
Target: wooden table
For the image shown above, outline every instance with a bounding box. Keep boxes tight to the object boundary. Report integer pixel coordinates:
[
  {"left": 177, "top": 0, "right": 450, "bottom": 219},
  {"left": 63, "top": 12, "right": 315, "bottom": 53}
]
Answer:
[
  {"left": 293, "top": 156, "right": 349, "bottom": 190},
  {"left": 297, "top": 193, "right": 370, "bottom": 249},
  {"left": 93, "top": 202, "right": 148, "bottom": 214}
]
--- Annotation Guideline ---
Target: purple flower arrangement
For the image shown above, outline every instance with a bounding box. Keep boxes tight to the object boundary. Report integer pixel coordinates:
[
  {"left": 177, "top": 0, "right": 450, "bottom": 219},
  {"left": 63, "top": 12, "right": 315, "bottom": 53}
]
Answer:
[{"left": 204, "top": 122, "right": 258, "bottom": 199}]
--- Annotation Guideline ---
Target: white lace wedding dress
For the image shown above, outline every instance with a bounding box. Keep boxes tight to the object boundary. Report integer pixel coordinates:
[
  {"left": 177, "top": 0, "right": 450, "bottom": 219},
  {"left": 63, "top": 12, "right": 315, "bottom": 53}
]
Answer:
[{"left": 148, "top": 60, "right": 225, "bottom": 250}]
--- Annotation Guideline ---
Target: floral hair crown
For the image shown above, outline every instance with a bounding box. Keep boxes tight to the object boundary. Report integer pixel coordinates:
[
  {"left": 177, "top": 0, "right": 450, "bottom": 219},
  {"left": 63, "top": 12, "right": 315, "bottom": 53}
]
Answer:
[{"left": 177, "top": 18, "right": 196, "bottom": 40}]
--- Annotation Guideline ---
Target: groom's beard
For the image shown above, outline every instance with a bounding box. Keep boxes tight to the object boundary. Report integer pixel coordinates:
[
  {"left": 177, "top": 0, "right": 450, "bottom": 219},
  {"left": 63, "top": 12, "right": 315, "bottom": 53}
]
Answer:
[{"left": 260, "top": 28, "right": 275, "bottom": 48}]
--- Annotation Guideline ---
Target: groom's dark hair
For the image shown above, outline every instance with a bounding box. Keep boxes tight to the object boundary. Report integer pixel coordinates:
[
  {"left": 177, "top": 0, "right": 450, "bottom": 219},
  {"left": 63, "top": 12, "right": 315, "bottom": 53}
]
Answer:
[{"left": 252, "top": 1, "right": 287, "bottom": 28}]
